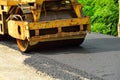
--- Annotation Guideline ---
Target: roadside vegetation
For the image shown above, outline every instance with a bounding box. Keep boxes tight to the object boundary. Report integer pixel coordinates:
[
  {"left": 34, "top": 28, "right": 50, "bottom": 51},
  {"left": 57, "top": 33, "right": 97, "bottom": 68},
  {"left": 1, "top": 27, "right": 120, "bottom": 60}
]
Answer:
[{"left": 78, "top": 0, "right": 119, "bottom": 36}]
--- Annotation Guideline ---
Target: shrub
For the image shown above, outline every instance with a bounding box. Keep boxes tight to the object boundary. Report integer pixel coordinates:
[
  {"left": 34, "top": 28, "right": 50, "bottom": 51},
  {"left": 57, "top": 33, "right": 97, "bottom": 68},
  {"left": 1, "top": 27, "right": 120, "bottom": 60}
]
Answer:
[{"left": 78, "top": 0, "right": 119, "bottom": 36}]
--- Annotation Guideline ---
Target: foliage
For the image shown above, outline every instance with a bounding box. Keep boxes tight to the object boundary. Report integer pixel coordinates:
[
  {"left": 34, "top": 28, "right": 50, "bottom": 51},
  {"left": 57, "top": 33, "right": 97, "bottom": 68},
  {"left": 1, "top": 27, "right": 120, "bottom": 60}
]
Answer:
[{"left": 78, "top": 0, "right": 119, "bottom": 36}]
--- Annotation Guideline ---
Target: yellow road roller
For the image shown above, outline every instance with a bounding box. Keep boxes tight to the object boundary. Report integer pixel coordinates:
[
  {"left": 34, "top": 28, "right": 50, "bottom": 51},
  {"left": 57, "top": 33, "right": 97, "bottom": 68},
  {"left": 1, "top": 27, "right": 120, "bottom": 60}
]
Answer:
[{"left": 0, "top": 0, "right": 90, "bottom": 52}]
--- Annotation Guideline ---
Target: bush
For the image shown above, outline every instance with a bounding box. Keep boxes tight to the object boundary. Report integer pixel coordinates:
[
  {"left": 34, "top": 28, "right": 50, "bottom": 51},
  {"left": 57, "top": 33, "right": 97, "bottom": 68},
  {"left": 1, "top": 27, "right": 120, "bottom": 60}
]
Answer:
[{"left": 78, "top": 0, "right": 118, "bottom": 36}]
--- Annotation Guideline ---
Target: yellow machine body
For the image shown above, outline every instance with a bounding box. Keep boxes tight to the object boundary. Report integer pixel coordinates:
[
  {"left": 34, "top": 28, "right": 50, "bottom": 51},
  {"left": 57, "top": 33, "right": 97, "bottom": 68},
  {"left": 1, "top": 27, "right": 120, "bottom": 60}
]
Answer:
[{"left": 0, "top": 0, "right": 90, "bottom": 52}]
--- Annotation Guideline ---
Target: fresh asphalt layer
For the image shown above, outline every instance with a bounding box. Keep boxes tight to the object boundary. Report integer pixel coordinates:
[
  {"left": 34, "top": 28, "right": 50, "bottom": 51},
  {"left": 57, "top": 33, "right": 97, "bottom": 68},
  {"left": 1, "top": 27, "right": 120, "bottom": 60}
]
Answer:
[{"left": 1, "top": 33, "right": 120, "bottom": 80}]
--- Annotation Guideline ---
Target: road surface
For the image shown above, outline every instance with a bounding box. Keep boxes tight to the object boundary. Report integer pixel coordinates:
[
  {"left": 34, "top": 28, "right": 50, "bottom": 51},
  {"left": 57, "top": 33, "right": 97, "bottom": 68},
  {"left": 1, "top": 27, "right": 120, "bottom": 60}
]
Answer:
[{"left": 0, "top": 33, "right": 120, "bottom": 80}]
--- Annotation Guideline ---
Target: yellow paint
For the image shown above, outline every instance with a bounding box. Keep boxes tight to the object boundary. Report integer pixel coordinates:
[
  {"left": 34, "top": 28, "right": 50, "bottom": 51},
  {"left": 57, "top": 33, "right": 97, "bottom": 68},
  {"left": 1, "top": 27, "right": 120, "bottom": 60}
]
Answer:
[{"left": 0, "top": 0, "right": 90, "bottom": 51}]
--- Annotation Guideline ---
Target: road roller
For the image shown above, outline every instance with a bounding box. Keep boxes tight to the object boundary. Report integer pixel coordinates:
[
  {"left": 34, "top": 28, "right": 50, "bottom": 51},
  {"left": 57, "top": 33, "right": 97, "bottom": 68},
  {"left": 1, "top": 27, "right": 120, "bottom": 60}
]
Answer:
[{"left": 0, "top": 0, "right": 90, "bottom": 52}]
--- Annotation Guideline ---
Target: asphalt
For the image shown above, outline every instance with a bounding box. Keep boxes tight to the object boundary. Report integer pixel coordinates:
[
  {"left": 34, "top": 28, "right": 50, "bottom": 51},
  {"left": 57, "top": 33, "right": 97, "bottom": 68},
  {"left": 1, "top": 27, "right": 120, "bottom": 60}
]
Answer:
[{"left": 1, "top": 33, "right": 120, "bottom": 80}]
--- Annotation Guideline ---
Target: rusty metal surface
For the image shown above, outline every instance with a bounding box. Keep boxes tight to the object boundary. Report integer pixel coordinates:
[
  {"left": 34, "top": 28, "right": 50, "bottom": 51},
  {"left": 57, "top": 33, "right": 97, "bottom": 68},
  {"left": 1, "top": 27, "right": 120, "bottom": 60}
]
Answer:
[
  {"left": 29, "top": 17, "right": 90, "bottom": 30},
  {"left": 8, "top": 20, "right": 29, "bottom": 40},
  {"left": 0, "top": 0, "right": 35, "bottom": 5},
  {"left": 30, "top": 32, "right": 86, "bottom": 42}
]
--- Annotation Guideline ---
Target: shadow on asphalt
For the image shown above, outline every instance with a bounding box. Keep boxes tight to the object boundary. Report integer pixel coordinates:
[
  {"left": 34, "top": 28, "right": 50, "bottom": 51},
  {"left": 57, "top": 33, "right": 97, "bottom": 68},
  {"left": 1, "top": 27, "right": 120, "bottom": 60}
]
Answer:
[
  {"left": 28, "top": 37, "right": 120, "bottom": 54},
  {"left": 0, "top": 35, "right": 19, "bottom": 50},
  {"left": 0, "top": 35, "right": 120, "bottom": 54}
]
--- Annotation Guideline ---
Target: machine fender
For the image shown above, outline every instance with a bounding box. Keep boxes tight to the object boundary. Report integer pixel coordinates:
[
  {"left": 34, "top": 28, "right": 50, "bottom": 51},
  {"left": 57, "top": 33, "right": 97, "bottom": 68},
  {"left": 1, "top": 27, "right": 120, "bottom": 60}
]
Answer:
[{"left": 8, "top": 20, "right": 29, "bottom": 40}]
